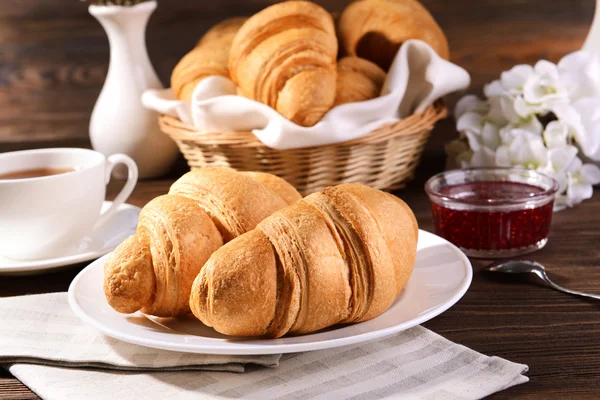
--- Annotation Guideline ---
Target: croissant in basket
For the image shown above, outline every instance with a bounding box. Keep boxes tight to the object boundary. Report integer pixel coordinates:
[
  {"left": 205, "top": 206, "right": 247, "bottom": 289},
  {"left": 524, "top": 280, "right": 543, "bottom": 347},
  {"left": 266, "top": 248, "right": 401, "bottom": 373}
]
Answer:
[
  {"left": 103, "top": 167, "right": 301, "bottom": 317},
  {"left": 338, "top": 0, "right": 449, "bottom": 70},
  {"left": 334, "top": 56, "right": 386, "bottom": 106},
  {"left": 171, "top": 17, "right": 247, "bottom": 101},
  {"left": 229, "top": 1, "right": 338, "bottom": 127},
  {"left": 190, "top": 183, "right": 418, "bottom": 338}
]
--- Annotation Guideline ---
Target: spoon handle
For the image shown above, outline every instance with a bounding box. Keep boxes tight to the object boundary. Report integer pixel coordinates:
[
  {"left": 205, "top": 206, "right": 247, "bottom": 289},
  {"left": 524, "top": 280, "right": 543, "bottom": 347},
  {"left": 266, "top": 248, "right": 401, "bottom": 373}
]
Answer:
[{"left": 542, "top": 274, "right": 600, "bottom": 300}]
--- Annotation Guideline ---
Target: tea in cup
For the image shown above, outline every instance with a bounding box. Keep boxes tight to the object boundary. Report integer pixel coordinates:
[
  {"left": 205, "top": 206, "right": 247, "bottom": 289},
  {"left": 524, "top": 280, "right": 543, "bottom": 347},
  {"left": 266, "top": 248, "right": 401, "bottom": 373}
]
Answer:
[{"left": 0, "top": 148, "right": 138, "bottom": 260}]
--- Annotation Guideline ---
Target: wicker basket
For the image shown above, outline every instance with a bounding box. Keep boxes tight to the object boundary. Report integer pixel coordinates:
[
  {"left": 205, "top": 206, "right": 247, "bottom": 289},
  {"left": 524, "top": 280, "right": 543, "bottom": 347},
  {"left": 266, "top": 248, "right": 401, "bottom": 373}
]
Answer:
[{"left": 159, "top": 102, "right": 447, "bottom": 195}]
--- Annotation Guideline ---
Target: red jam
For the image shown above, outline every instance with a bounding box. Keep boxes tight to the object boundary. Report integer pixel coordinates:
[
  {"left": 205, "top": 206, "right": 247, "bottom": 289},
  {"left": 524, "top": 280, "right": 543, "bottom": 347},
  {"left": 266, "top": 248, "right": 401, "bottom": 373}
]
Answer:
[{"left": 431, "top": 181, "right": 554, "bottom": 252}]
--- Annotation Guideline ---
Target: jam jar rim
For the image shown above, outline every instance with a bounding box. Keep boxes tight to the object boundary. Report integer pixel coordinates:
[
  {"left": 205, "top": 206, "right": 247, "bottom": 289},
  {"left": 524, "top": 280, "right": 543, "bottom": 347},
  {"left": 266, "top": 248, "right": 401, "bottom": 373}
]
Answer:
[{"left": 424, "top": 167, "right": 560, "bottom": 209}]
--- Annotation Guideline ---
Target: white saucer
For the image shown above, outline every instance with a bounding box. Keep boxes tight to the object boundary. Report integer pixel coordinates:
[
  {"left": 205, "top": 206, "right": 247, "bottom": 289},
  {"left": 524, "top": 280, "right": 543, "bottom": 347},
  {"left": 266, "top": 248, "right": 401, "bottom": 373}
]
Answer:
[
  {"left": 0, "top": 201, "right": 140, "bottom": 276},
  {"left": 69, "top": 230, "right": 473, "bottom": 355}
]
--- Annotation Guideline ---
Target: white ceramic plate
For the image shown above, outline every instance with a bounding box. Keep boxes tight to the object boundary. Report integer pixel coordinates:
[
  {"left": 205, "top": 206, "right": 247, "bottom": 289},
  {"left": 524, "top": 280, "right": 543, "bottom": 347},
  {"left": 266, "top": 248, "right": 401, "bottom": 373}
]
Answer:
[
  {"left": 0, "top": 202, "right": 140, "bottom": 275},
  {"left": 69, "top": 229, "right": 472, "bottom": 355}
]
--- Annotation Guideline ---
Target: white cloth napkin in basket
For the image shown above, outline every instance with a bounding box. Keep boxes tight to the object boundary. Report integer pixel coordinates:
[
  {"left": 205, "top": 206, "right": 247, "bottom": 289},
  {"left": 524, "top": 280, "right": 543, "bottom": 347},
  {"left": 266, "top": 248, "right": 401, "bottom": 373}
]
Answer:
[
  {"left": 142, "top": 40, "right": 470, "bottom": 150},
  {"left": 1, "top": 293, "right": 528, "bottom": 400}
]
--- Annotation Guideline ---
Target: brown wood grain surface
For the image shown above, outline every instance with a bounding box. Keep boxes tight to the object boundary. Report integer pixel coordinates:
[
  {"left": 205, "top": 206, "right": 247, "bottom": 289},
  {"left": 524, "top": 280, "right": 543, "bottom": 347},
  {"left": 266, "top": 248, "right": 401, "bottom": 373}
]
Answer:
[
  {"left": 0, "top": 0, "right": 593, "bottom": 147},
  {"left": 1, "top": 119, "right": 600, "bottom": 398}
]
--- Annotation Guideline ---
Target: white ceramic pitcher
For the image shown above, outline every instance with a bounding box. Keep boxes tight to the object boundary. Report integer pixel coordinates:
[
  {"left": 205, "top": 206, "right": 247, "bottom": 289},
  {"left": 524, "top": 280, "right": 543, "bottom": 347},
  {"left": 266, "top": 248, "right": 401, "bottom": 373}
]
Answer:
[
  {"left": 583, "top": 0, "right": 600, "bottom": 51},
  {"left": 89, "top": 1, "right": 178, "bottom": 179}
]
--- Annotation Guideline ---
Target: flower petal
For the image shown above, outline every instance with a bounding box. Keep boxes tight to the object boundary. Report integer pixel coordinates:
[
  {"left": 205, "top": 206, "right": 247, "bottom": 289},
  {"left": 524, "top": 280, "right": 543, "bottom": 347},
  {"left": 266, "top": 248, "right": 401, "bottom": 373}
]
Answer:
[
  {"left": 543, "top": 120, "right": 569, "bottom": 148},
  {"left": 454, "top": 95, "right": 488, "bottom": 120},
  {"left": 487, "top": 97, "right": 509, "bottom": 125},
  {"left": 552, "top": 172, "right": 569, "bottom": 193},
  {"left": 456, "top": 112, "right": 484, "bottom": 133},
  {"left": 470, "top": 147, "right": 497, "bottom": 167},
  {"left": 495, "top": 145, "right": 511, "bottom": 166},
  {"left": 501, "top": 65, "right": 534, "bottom": 93},
  {"left": 500, "top": 96, "right": 521, "bottom": 123},
  {"left": 521, "top": 116, "right": 544, "bottom": 135},
  {"left": 481, "top": 123, "right": 501, "bottom": 149},
  {"left": 568, "top": 181, "right": 593, "bottom": 202},
  {"left": 558, "top": 51, "right": 600, "bottom": 100},
  {"left": 534, "top": 60, "right": 560, "bottom": 80},
  {"left": 571, "top": 98, "right": 600, "bottom": 161},
  {"left": 530, "top": 138, "right": 549, "bottom": 166},
  {"left": 464, "top": 131, "right": 482, "bottom": 152},
  {"left": 484, "top": 80, "right": 507, "bottom": 97},
  {"left": 567, "top": 156, "right": 583, "bottom": 174},
  {"left": 548, "top": 145, "right": 579, "bottom": 172},
  {"left": 581, "top": 163, "right": 600, "bottom": 185}
]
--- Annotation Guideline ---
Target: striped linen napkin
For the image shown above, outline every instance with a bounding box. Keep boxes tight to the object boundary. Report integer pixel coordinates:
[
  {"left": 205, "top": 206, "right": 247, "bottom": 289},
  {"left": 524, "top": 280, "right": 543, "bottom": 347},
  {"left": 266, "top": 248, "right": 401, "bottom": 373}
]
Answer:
[{"left": 0, "top": 293, "right": 528, "bottom": 399}]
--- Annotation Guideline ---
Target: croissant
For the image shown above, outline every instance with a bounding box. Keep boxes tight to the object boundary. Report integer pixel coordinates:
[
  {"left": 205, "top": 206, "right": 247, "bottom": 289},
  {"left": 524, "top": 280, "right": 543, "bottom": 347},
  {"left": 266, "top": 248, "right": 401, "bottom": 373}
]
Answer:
[
  {"left": 171, "top": 17, "right": 247, "bottom": 101},
  {"left": 337, "top": 0, "right": 449, "bottom": 70},
  {"left": 229, "top": 1, "right": 338, "bottom": 127},
  {"left": 103, "top": 167, "right": 301, "bottom": 317},
  {"left": 190, "top": 183, "right": 418, "bottom": 338},
  {"left": 196, "top": 17, "right": 248, "bottom": 48},
  {"left": 334, "top": 56, "right": 386, "bottom": 106}
]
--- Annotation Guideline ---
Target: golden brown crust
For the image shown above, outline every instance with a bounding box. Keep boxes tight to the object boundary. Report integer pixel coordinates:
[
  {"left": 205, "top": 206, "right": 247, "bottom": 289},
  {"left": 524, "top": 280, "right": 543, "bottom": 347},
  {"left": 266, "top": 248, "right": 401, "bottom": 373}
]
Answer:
[
  {"left": 338, "top": 0, "right": 449, "bottom": 70},
  {"left": 259, "top": 201, "right": 351, "bottom": 336},
  {"left": 190, "top": 229, "right": 279, "bottom": 336},
  {"left": 190, "top": 183, "right": 418, "bottom": 337},
  {"left": 104, "top": 234, "right": 154, "bottom": 314},
  {"left": 169, "top": 167, "right": 290, "bottom": 243},
  {"left": 197, "top": 17, "right": 248, "bottom": 48},
  {"left": 320, "top": 186, "right": 397, "bottom": 322},
  {"left": 171, "top": 18, "right": 247, "bottom": 101},
  {"left": 334, "top": 56, "right": 386, "bottom": 106},
  {"left": 104, "top": 195, "right": 223, "bottom": 317},
  {"left": 171, "top": 45, "right": 230, "bottom": 101},
  {"left": 240, "top": 171, "right": 302, "bottom": 206},
  {"left": 229, "top": 1, "right": 338, "bottom": 126},
  {"left": 337, "top": 184, "right": 418, "bottom": 295},
  {"left": 104, "top": 168, "right": 299, "bottom": 318}
]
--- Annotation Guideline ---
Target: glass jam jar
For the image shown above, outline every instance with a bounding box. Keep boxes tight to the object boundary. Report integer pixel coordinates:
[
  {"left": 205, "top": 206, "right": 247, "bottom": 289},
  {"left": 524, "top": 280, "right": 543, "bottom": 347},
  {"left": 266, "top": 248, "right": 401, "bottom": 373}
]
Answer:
[{"left": 425, "top": 168, "right": 559, "bottom": 258}]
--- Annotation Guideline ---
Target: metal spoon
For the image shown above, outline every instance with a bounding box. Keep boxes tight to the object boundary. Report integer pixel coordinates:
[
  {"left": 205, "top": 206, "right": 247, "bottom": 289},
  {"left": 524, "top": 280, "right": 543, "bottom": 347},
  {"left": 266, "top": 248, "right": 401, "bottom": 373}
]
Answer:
[{"left": 485, "top": 260, "right": 600, "bottom": 301}]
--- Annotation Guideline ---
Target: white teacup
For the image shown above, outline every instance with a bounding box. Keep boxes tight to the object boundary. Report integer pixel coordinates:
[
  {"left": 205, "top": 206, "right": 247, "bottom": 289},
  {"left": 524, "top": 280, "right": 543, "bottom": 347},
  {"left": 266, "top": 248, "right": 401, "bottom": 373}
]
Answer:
[{"left": 0, "top": 148, "right": 138, "bottom": 260}]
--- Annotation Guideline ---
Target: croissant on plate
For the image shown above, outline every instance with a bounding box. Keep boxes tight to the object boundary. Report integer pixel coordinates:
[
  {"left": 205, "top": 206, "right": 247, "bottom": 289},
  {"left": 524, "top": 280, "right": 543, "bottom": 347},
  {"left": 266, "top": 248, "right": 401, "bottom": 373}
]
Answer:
[
  {"left": 190, "top": 183, "right": 418, "bottom": 338},
  {"left": 228, "top": 1, "right": 338, "bottom": 127},
  {"left": 338, "top": 0, "right": 449, "bottom": 70},
  {"left": 171, "top": 17, "right": 247, "bottom": 101},
  {"left": 334, "top": 56, "right": 386, "bottom": 106},
  {"left": 103, "top": 167, "right": 301, "bottom": 317}
]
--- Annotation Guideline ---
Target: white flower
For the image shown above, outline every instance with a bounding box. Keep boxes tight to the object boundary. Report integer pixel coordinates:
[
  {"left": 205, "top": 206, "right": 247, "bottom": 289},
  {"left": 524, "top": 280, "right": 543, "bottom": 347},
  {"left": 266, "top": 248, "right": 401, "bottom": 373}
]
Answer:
[
  {"left": 454, "top": 95, "right": 488, "bottom": 120},
  {"left": 539, "top": 145, "right": 600, "bottom": 209},
  {"left": 513, "top": 95, "right": 552, "bottom": 118},
  {"left": 565, "top": 158, "right": 600, "bottom": 207},
  {"left": 487, "top": 97, "right": 510, "bottom": 126},
  {"left": 457, "top": 113, "right": 500, "bottom": 150},
  {"left": 495, "top": 129, "right": 548, "bottom": 169},
  {"left": 469, "top": 147, "right": 497, "bottom": 167},
  {"left": 551, "top": 100, "right": 600, "bottom": 162},
  {"left": 484, "top": 80, "right": 508, "bottom": 98},
  {"left": 445, "top": 138, "right": 496, "bottom": 169},
  {"left": 500, "top": 65, "right": 534, "bottom": 96},
  {"left": 499, "top": 115, "right": 543, "bottom": 138},
  {"left": 541, "top": 145, "right": 579, "bottom": 194},
  {"left": 449, "top": 51, "right": 600, "bottom": 212},
  {"left": 522, "top": 60, "right": 568, "bottom": 105},
  {"left": 569, "top": 98, "right": 600, "bottom": 161},
  {"left": 486, "top": 61, "right": 569, "bottom": 119},
  {"left": 558, "top": 51, "right": 600, "bottom": 101},
  {"left": 498, "top": 96, "right": 523, "bottom": 123},
  {"left": 543, "top": 121, "right": 570, "bottom": 148}
]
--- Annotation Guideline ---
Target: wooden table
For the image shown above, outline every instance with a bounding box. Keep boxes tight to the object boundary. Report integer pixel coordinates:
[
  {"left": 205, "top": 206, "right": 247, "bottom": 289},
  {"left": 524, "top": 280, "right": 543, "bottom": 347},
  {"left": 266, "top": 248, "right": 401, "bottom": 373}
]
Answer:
[{"left": 1, "top": 121, "right": 600, "bottom": 399}]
